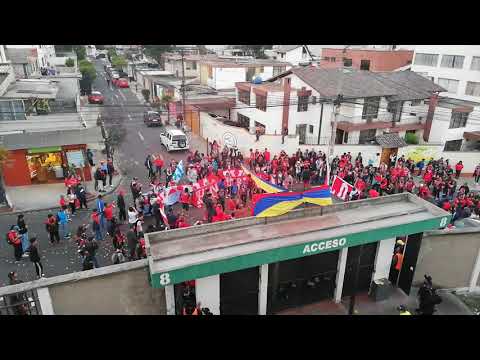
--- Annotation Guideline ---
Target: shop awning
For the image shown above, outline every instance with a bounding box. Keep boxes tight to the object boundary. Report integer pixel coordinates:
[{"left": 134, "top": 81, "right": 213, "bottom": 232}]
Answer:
[
  {"left": 28, "top": 146, "right": 62, "bottom": 154},
  {"left": 464, "top": 131, "right": 480, "bottom": 141}
]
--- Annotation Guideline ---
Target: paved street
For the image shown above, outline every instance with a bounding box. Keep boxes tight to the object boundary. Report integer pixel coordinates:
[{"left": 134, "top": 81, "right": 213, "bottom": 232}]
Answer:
[{"left": 0, "top": 60, "right": 203, "bottom": 286}]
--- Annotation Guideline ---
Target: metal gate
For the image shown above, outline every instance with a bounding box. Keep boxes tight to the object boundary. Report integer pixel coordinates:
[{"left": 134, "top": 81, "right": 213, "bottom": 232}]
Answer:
[
  {"left": 398, "top": 233, "right": 423, "bottom": 295},
  {"left": 220, "top": 267, "right": 259, "bottom": 315},
  {"left": 267, "top": 251, "right": 339, "bottom": 314},
  {"left": 342, "top": 242, "right": 378, "bottom": 298},
  {"left": 0, "top": 289, "right": 41, "bottom": 315}
]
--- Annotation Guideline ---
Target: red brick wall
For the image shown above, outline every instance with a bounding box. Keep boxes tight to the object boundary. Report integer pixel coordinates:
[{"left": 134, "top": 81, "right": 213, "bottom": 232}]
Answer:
[
  {"left": 319, "top": 49, "right": 413, "bottom": 72},
  {"left": 2, "top": 149, "right": 31, "bottom": 186}
]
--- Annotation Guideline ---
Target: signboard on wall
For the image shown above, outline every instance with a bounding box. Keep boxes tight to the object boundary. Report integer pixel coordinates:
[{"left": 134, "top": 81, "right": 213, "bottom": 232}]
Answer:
[
  {"left": 66, "top": 150, "right": 85, "bottom": 168},
  {"left": 403, "top": 146, "right": 439, "bottom": 163}
]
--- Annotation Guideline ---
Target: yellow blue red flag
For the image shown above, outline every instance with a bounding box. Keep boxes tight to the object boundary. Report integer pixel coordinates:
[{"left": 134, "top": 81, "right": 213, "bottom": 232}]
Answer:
[
  {"left": 241, "top": 165, "right": 287, "bottom": 193},
  {"left": 252, "top": 185, "right": 332, "bottom": 218}
]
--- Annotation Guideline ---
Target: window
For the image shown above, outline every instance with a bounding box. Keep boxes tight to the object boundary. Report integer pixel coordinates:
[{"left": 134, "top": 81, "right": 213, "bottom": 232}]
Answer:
[
  {"left": 411, "top": 99, "right": 422, "bottom": 106},
  {"left": 465, "top": 81, "right": 480, "bottom": 97},
  {"left": 238, "top": 90, "right": 250, "bottom": 105},
  {"left": 359, "top": 129, "right": 377, "bottom": 144},
  {"left": 444, "top": 139, "right": 462, "bottom": 152},
  {"left": 449, "top": 111, "right": 469, "bottom": 129},
  {"left": 273, "top": 66, "right": 286, "bottom": 77},
  {"left": 343, "top": 58, "right": 352, "bottom": 67},
  {"left": 256, "top": 94, "right": 267, "bottom": 111},
  {"left": 246, "top": 67, "right": 256, "bottom": 81},
  {"left": 440, "top": 55, "right": 465, "bottom": 69},
  {"left": 192, "top": 61, "right": 197, "bottom": 70},
  {"left": 414, "top": 53, "right": 439, "bottom": 67},
  {"left": 360, "top": 60, "right": 370, "bottom": 71},
  {"left": 237, "top": 113, "right": 250, "bottom": 128},
  {"left": 362, "top": 97, "right": 380, "bottom": 121},
  {"left": 471, "top": 56, "right": 480, "bottom": 71},
  {"left": 387, "top": 101, "right": 403, "bottom": 122},
  {"left": 309, "top": 125, "right": 314, "bottom": 134},
  {"left": 297, "top": 95, "right": 309, "bottom": 112},
  {"left": 331, "top": 57, "right": 336, "bottom": 62},
  {"left": 437, "top": 78, "right": 459, "bottom": 94},
  {"left": 0, "top": 100, "right": 26, "bottom": 121}
]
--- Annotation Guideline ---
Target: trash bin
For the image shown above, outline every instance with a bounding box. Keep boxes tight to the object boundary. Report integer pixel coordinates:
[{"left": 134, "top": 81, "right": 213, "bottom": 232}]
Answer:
[{"left": 369, "top": 278, "right": 392, "bottom": 302}]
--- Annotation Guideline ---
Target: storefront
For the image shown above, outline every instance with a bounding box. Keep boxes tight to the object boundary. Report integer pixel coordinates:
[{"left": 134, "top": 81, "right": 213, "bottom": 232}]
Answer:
[
  {"left": 147, "top": 193, "right": 451, "bottom": 315},
  {"left": 2, "top": 145, "right": 92, "bottom": 186}
]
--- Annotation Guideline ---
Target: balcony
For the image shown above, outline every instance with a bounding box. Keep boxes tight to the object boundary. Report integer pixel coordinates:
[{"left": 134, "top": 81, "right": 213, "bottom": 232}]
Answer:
[{"left": 336, "top": 112, "right": 424, "bottom": 132}]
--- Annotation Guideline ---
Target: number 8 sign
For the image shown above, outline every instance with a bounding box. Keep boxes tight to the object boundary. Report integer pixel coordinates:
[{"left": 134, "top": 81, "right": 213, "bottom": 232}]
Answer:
[
  {"left": 159, "top": 273, "right": 171, "bottom": 286},
  {"left": 439, "top": 217, "right": 448, "bottom": 228}
]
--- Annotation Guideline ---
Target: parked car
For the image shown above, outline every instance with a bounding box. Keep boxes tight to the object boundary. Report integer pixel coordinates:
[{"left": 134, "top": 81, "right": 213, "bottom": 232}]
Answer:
[
  {"left": 144, "top": 111, "right": 163, "bottom": 127},
  {"left": 160, "top": 127, "right": 189, "bottom": 152},
  {"left": 96, "top": 53, "right": 106, "bottom": 59},
  {"left": 88, "top": 91, "right": 104, "bottom": 104},
  {"left": 116, "top": 78, "right": 129, "bottom": 88}
]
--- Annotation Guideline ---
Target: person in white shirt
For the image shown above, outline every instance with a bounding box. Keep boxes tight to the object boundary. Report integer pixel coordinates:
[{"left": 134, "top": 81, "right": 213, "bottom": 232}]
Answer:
[{"left": 128, "top": 207, "right": 138, "bottom": 226}]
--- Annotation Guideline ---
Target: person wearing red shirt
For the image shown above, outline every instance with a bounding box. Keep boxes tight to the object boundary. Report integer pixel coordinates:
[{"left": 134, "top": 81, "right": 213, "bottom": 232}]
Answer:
[
  {"left": 7, "top": 227, "right": 23, "bottom": 261},
  {"left": 442, "top": 200, "right": 452, "bottom": 212},
  {"left": 369, "top": 188, "right": 380, "bottom": 198},
  {"left": 59, "top": 195, "right": 66, "bottom": 208},
  {"left": 355, "top": 179, "right": 366, "bottom": 192},
  {"left": 455, "top": 161, "right": 464, "bottom": 179},
  {"left": 405, "top": 179, "right": 415, "bottom": 193},
  {"left": 418, "top": 184, "right": 430, "bottom": 200},
  {"left": 380, "top": 178, "right": 388, "bottom": 195},
  {"left": 154, "top": 156, "right": 164, "bottom": 177},
  {"left": 226, "top": 196, "right": 237, "bottom": 212},
  {"left": 423, "top": 170, "right": 433, "bottom": 186},
  {"left": 180, "top": 188, "right": 190, "bottom": 212},
  {"left": 264, "top": 148, "right": 271, "bottom": 163}
]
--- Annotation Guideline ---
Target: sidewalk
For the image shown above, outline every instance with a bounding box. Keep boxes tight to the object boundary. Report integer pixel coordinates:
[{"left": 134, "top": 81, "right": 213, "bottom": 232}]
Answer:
[
  {"left": 129, "top": 79, "right": 148, "bottom": 104},
  {"left": 277, "top": 287, "right": 473, "bottom": 315},
  {"left": 4, "top": 151, "right": 123, "bottom": 213}
]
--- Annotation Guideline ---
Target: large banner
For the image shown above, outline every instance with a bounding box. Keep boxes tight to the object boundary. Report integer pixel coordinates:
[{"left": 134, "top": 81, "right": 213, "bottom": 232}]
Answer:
[
  {"left": 330, "top": 176, "right": 355, "bottom": 201},
  {"left": 403, "top": 146, "right": 440, "bottom": 163}
]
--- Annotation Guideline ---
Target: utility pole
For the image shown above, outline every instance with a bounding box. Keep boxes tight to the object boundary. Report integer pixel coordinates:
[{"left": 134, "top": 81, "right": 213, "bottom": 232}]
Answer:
[
  {"left": 180, "top": 48, "right": 186, "bottom": 129},
  {"left": 326, "top": 94, "right": 343, "bottom": 184}
]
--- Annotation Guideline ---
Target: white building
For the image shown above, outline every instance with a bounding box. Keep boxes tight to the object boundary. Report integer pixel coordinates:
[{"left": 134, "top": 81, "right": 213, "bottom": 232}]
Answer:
[
  {"left": 5, "top": 45, "right": 55, "bottom": 69},
  {"left": 199, "top": 58, "right": 290, "bottom": 91},
  {"left": 410, "top": 45, "right": 480, "bottom": 149},
  {"left": 0, "top": 45, "right": 7, "bottom": 63},
  {"left": 233, "top": 67, "right": 443, "bottom": 149}
]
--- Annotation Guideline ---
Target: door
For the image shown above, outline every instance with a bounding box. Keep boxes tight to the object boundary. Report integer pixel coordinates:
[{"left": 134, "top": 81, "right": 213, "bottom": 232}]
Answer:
[
  {"left": 380, "top": 147, "right": 397, "bottom": 167},
  {"left": 297, "top": 124, "right": 307, "bottom": 144},
  {"left": 398, "top": 233, "right": 423, "bottom": 295},
  {"left": 220, "top": 267, "right": 259, "bottom": 315},
  {"left": 267, "top": 251, "right": 339, "bottom": 314},
  {"left": 342, "top": 242, "right": 378, "bottom": 298}
]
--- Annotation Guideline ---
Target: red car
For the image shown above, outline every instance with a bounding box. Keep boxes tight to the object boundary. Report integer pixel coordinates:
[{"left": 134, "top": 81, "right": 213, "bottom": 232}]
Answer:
[
  {"left": 117, "top": 78, "right": 129, "bottom": 88},
  {"left": 88, "top": 91, "right": 104, "bottom": 104}
]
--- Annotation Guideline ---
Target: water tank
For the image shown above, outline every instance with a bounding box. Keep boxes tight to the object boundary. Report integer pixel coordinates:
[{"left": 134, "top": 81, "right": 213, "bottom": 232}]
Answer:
[{"left": 252, "top": 76, "right": 262, "bottom": 84}]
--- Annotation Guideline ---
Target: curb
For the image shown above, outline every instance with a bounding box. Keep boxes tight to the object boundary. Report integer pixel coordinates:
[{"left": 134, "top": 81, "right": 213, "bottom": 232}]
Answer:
[{"left": 0, "top": 173, "right": 124, "bottom": 216}]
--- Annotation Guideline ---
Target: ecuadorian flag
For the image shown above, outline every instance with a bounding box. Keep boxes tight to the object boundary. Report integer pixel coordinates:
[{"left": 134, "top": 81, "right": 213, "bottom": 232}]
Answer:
[
  {"left": 252, "top": 185, "right": 332, "bottom": 218},
  {"left": 241, "top": 165, "right": 287, "bottom": 193}
]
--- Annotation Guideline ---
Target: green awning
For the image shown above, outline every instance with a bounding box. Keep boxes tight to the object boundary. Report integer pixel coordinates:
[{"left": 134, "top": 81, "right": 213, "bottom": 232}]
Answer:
[{"left": 28, "top": 146, "right": 62, "bottom": 154}]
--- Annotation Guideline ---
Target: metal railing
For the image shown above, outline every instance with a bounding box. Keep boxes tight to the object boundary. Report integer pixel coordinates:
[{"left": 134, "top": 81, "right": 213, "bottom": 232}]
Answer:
[
  {"left": 0, "top": 289, "right": 41, "bottom": 315},
  {"left": 337, "top": 112, "right": 393, "bottom": 123}
]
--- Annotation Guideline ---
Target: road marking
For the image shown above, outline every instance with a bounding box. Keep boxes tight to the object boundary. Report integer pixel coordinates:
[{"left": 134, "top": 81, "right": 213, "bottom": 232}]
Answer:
[
  {"left": 128, "top": 114, "right": 132, "bottom": 121},
  {"left": 138, "top": 131, "right": 145, "bottom": 141}
]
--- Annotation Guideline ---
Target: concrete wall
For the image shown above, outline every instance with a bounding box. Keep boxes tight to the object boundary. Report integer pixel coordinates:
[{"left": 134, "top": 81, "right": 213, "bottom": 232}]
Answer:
[
  {"left": 195, "top": 275, "right": 220, "bottom": 315},
  {"left": 211, "top": 67, "right": 245, "bottom": 90},
  {"left": 414, "top": 229, "right": 480, "bottom": 289},
  {"left": 429, "top": 106, "right": 480, "bottom": 144},
  {"left": 49, "top": 265, "right": 166, "bottom": 315}
]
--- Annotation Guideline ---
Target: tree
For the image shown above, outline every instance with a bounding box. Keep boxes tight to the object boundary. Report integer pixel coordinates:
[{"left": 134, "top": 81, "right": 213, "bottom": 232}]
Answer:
[
  {"left": 141, "top": 89, "right": 150, "bottom": 103},
  {"left": 239, "top": 45, "right": 273, "bottom": 59},
  {"left": 107, "top": 48, "right": 117, "bottom": 60},
  {"left": 405, "top": 132, "right": 419, "bottom": 145},
  {"left": 111, "top": 55, "right": 127, "bottom": 69},
  {"left": 65, "top": 58, "right": 75, "bottom": 67},
  {"left": 79, "top": 60, "right": 96, "bottom": 81},
  {"left": 143, "top": 45, "right": 174, "bottom": 62}
]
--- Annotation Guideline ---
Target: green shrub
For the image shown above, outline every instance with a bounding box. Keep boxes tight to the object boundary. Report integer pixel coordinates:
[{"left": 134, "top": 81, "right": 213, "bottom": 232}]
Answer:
[
  {"left": 141, "top": 89, "right": 150, "bottom": 102},
  {"left": 65, "top": 58, "right": 75, "bottom": 67},
  {"left": 405, "top": 132, "right": 419, "bottom": 144}
]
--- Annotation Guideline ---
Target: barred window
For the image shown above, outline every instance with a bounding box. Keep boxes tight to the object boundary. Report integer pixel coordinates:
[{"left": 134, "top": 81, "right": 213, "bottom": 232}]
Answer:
[
  {"left": 449, "top": 111, "right": 468, "bottom": 129},
  {"left": 414, "top": 53, "right": 439, "bottom": 67},
  {"left": 297, "top": 95, "right": 309, "bottom": 112}
]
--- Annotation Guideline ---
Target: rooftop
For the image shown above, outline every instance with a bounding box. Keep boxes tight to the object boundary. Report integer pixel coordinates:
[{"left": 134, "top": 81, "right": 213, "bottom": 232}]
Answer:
[
  {"left": 200, "top": 58, "right": 291, "bottom": 68},
  {"left": 1, "top": 79, "right": 59, "bottom": 99},
  {"left": 275, "top": 45, "right": 302, "bottom": 53},
  {"left": 0, "top": 126, "right": 102, "bottom": 150},
  {"left": 269, "top": 66, "right": 445, "bottom": 101},
  {"left": 5, "top": 48, "right": 37, "bottom": 64},
  {"left": 138, "top": 70, "right": 173, "bottom": 76},
  {"left": 147, "top": 193, "right": 449, "bottom": 287}
]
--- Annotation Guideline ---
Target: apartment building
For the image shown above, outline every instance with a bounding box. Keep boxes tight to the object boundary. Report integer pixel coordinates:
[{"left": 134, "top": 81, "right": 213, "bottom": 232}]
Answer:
[
  {"left": 411, "top": 45, "right": 480, "bottom": 150},
  {"left": 233, "top": 66, "right": 443, "bottom": 148}
]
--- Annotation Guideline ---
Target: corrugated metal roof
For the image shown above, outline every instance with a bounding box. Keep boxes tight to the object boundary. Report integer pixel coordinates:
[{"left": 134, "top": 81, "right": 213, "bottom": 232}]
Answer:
[{"left": 375, "top": 133, "right": 407, "bottom": 148}]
